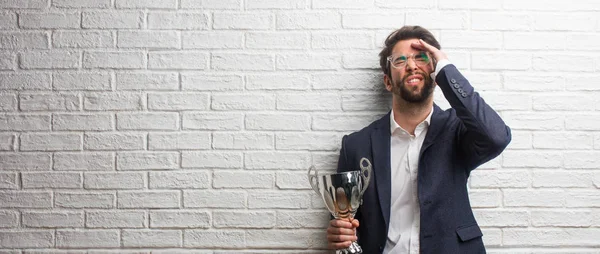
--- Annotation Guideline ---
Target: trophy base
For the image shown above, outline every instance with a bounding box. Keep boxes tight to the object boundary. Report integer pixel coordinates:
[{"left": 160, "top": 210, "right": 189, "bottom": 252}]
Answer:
[{"left": 336, "top": 241, "right": 362, "bottom": 254}]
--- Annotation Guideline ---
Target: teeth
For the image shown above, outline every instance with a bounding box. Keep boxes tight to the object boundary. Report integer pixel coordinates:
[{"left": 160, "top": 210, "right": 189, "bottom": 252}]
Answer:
[{"left": 408, "top": 78, "right": 419, "bottom": 83}]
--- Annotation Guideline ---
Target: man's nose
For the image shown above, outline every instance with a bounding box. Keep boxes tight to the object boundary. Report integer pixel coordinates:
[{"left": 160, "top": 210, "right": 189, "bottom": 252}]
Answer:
[{"left": 405, "top": 58, "right": 418, "bottom": 71}]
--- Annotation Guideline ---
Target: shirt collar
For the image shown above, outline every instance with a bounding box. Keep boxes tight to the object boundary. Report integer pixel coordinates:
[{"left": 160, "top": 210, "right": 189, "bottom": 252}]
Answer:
[{"left": 389, "top": 106, "right": 434, "bottom": 136}]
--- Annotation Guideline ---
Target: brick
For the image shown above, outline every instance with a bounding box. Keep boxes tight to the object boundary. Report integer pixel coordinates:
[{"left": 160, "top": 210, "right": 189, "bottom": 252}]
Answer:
[
  {"left": 20, "top": 93, "right": 80, "bottom": 111},
  {"left": 503, "top": 151, "right": 562, "bottom": 168},
  {"left": 0, "top": 133, "right": 15, "bottom": 151},
  {"left": 0, "top": 114, "right": 51, "bottom": 131},
  {"left": 56, "top": 230, "right": 119, "bottom": 248},
  {"left": 181, "top": 0, "right": 242, "bottom": 9},
  {"left": 503, "top": 113, "right": 563, "bottom": 130},
  {"left": 182, "top": 31, "right": 243, "bottom": 49},
  {"left": 441, "top": 31, "right": 502, "bottom": 49},
  {"left": 0, "top": 153, "right": 51, "bottom": 171},
  {"left": 473, "top": 209, "right": 529, "bottom": 227},
  {"left": 149, "top": 171, "right": 210, "bottom": 189},
  {"left": 0, "top": 51, "right": 16, "bottom": 70},
  {"left": 184, "top": 231, "right": 244, "bottom": 248},
  {"left": 343, "top": 51, "right": 380, "bottom": 69},
  {"left": 0, "top": 191, "right": 52, "bottom": 208},
  {"left": 0, "top": 94, "right": 17, "bottom": 111},
  {"left": 53, "top": 152, "right": 114, "bottom": 171},
  {"left": 149, "top": 51, "right": 207, "bottom": 70},
  {"left": 0, "top": 32, "right": 48, "bottom": 49},
  {"left": 276, "top": 172, "right": 311, "bottom": 190},
  {"left": 122, "top": 229, "right": 181, "bottom": 247},
  {"left": 469, "top": 170, "right": 530, "bottom": 188},
  {"left": 276, "top": 211, "right": 329, "bottom": 228},
  {"left": 182, "top": 151, "right": 242, "bottom": 168},
  {"left": 83, "top": 51, "right": 145, "bottom": 69},
  {"left": 439, "top": 0, "right": 501, "bottom": 9},
  {"left": 181, "top": 74, "right": 242, "bottom": 91},
  {"left": 313, "top": 114, "right": 381, "bottom": 131},
  {"left": 534, "top": 54, "right": 595, "bottom": 72},
  {"left": 472, "top": 52, "right": 531, "bottom": 70},
  {"left": 116, "top": 0, "right": 177, "bottom": 9},
  {"left": 312, "top": 32, "right": 372, "bottom": 49},
  {"left": 277, "top": 93, "right": 340, "bottom": 111},
  {"left": 53, "top": 30, "right": 113, "bottom": 48},
  {"left": 248, "top": 192, "right": 310, "bottom": 209},
  {"left": 504, "top": 32, "right": 566, "bottom": 50},
  {"left": 148, "top": 12, "right": 208, "bottom": 29},
  {"left": 471, "top": 12, "right": 530, "bottom": 31},
  {"left": 213, "top": 12, "right": 272, "bottom": 30},
  {"left": 55, "top": 191, "right": 114, "bottom": 208},
  {"left": 183, "top": 112, "right": 243, "bottom": 130},
  {"left": 534, "top": 13, "right": 597, "bottom": 31},
  {"left": 84, "top": 172, "right": 145, "bottom": 189},
  {"left": 184, "top": 190, "right": 246, "bottom": 208},
  {"left": 531, "top": 210, "right": 593, "bottom": 227},
  {"left": 213, "top": 211, "right": 275, "bottom": 228},
  {"left": 0, "top": 230, "right": 53, "bottom": 248},
  {"left": 314, "top": 0, "right": 373, "bottom": 8},
  {"left": 20, "top": 50, "right": 79, "bottom": 69},
  {"left": 117, "top": 112, "right": 179, "bottom": 131},
  {"left": 533, "top": 132, "right": 593, "bottom": 149},
  {"left": 82, "top": 11, "right": 143, "bottom": 29},
  {"left": 0, "top": 73, "right": 51, "bottom": 90},
  {"left": 118, "top": 31, "right": 179, "bottom": 49},
  {"left": 313, "top": 72, "right": 382, "bottom": 90},
  {"left": 53, "top": 72, "right": 111, "bottom": 91},
  {"left": 116, "top": 72, "right": 178, "bottom": 91},
  {"left": 406, "top": 11, "right": 467, "bottom": 29},
  {"left": 245, "top": 113, "right": 310, "bottom": 131},
  {"left": 0, "top": 211, "right": 18, "bottom": 227},
  {"left": 246, "top": 0, "right": 307, "bottom": 9},
  {"left": 19, "top": 12, "right": 79, "bottom": 29},
  {"left": 566, "top": 115, "right": 600, "bottom": 131},
  {"left": 506, "top": 131, "right": 531, "bottom": 150},
  {"left": 22, "top": 172, "right": 81, "bottom": 189},
  {"left": 0, "top": 11, "right": 16, "bottom": 29},
  {"left": 0, "top": 173, "right": 18, "bottom": 189},
  {"left": 246, "top": 74, "right": 309, "bottom": 90},
  {"left": 245, "top": 151, "right": 310, "bottom": 170},
  {"left": 213, "top": 132, "right": 273, "bottom": 150},
  {"left": 149, "top": 132, "right": 210, "bottom": 150},
  {"left": 503, "top": 228, "right": 600, "bottom": 247},
  {"left": 150, "top": 211, "right": 210, "bottom": 228},
  {"left": 84, "top": 92, "right": 144, "bottom": 111},
  {"left": 118, "top": 191, "right": 180, "bottom": 208},
  {"left": 533, "top": 94, "right": 594, "bottom": 111},
  {"left": 566, "top": 190, "right": 600, "bottom": 207},
  {"left": 148, "top": 92, "right": 209, "bottom": 111},
  {"left": 342, "top": 13, "right": 402, "bottom": 29},
  {"left": 468, "top": 189, "right": 501, "bottom": 208},
  {"left": 53, "top": 0, "right": 112, "bottom": 8},
  {"left": 568, "top": 34, "right": 600, "bottom": 51},
  {"left": 86, "top": 211, "right": 146, "bottom": 228},
  {"left": 116, "top": 152, "right": 179, "bottom": 170},
  {"left": 277, "top": 12, "right": 341, "bottom": 29},
  {"left": 504, "top": 190, "right": 565, "bottom": 207},
  {"left": 53, "top": 113, "right": 113, "bottom": 131},
  {"left": 84, "top": 132, "right": 144, "bottom": 151},
  {"left": 212, "top": 93, "right": 275, "bottom": 110},
  {"left": 212, "top": 53, "right": 273, "bottom": 71},
  {"left": 503, "top": 73, "right": 564, "bottom": 91},
  {"left": 276, "top": 133, "right": 339, "bottom": 151},
  {"left": 213, "top": 171, "right": 273, "bottom": 189},
  {"left": 245, "top": 229, "right": 325, "bottom": 248},
  {"left": 564, "top": 152, "right": 600, "bottom": 169},
  {"left": 276, "top": 53, "right": 339, "bottom": 70},
  {"left": 23, "top": 211, "right": 83, "bottom": 228},
  {"left": 477, "top": 92, "right": 530, "bottom": 111},
  {"left": 246, "top": 32, "right": 308, "bottom": 49}
]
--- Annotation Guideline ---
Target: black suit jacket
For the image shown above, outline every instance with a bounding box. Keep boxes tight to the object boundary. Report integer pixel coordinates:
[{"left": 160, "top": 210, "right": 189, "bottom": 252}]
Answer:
[{"left": 337, "top": 64, "right": 511, "bottom": 254}]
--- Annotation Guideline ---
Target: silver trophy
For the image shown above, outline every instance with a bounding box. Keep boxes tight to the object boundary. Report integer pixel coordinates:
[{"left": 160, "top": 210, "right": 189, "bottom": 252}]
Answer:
[{"left": 308, "top": 158, "right": 372, "bottom": 254}]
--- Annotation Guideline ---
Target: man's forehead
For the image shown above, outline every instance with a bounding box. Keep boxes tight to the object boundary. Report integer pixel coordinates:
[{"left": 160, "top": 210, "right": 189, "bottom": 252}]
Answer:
[{"left": 391, "top": 38, "right": 421, "bottom": 55}]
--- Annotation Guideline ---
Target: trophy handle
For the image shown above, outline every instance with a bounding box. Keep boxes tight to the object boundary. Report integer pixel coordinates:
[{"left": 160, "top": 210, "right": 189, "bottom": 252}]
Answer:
[
  {"left": 359, "top": 158, "right": 372, "bottom": 197},
  {"left": 307, "top": 166, "right": 320, "bottom": 194}
]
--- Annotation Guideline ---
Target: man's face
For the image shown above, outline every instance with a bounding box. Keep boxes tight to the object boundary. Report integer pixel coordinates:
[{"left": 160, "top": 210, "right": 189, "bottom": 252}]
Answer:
[{"left": 385, "top": 38, "right": 436, "bottom": 103}]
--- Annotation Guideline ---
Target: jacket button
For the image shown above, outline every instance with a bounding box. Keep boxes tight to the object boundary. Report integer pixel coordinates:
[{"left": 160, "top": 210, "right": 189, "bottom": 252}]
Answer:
[
  {"left": 461, "top": 92, "right": 468, "bottom": 97},
  {"left": 450, "top": 78, "right": 457, "bottom": 84},
  {"left": 453, "top": 83, "right": 460, "bottom": 89},
  {"left": 458, "top": 88, "right": 464, "bottom": 93}
]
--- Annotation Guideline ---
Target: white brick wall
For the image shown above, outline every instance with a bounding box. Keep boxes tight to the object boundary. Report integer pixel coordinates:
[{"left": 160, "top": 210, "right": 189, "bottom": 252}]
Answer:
[{"left": 0, "top": 0, "right": 599, "bottom": 252}]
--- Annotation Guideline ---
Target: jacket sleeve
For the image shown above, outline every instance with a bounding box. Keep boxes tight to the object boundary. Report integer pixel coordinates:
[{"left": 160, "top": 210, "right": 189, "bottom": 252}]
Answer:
[{"left": 435, "top": 64, "right": 512, "bottom": 172}]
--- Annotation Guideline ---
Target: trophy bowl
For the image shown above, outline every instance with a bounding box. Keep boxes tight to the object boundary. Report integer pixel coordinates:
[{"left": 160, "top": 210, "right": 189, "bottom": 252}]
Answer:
[{"left": 308, "top": 158, "right": 372, "bottom": 254}]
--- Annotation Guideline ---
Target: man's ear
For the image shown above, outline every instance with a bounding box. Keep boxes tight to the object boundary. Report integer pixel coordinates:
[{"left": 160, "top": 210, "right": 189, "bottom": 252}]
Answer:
[{"left": 383, "top": 74, "right": 393, "bottom": 92}]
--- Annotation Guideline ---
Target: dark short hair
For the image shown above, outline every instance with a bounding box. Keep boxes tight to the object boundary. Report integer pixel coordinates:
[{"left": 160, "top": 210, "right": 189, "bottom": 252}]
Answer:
[{"left": 379, "top": 26, "right": 441, "bottom": 77}]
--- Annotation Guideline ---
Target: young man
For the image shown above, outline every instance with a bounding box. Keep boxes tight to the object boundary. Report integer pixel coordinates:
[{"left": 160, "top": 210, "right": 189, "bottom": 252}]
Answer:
[{"left": 326, "top": 26, "right": 511, "bottom": 253}]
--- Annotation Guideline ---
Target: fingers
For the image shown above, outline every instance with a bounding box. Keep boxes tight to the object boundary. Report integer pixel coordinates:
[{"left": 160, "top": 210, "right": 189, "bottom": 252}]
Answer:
[
  {"left": 327, "top": 219, "right": 359, "bottom": 250},
  {"left": 351, "top": 218, "right": 360, "bottom": 228},
  {"left": 328, "top": 241, "right": 354, "bottom": 250}
]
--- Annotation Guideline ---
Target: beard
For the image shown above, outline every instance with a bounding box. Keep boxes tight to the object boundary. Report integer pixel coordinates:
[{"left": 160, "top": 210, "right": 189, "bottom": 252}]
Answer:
[{"left": 392, "top": 71, "right": 435, "bottom": 103}]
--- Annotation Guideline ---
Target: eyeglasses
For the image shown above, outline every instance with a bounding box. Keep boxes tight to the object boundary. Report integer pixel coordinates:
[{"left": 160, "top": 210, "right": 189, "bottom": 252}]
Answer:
[{"left": 386, "top": 51, "right": 431, "bottom": 69}]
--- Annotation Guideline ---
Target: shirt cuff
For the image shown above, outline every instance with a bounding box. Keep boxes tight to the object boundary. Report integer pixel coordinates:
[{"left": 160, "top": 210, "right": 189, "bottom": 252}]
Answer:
[{"left": 431, "top": 59, "right": 451, "bottom": 80}]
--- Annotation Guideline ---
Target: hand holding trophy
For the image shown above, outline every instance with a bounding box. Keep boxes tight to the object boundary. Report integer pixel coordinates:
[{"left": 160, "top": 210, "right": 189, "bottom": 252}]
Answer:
[{"left": 307, "top": 158, "right": 372, "bottom": 254}]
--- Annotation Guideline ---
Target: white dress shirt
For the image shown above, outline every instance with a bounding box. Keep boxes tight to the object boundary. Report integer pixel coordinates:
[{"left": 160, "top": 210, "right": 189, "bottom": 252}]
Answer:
[{"left": 383, "top": 59, "right": 450, "bottom": 254}]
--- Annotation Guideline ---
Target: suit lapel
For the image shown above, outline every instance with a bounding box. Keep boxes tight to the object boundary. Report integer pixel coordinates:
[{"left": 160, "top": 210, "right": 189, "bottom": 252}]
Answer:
[
  {"left": 371, "top": 112, "right": 391, "bottom": 230},
  {"left": 420, "top": 104, "right": 446, "bottom": 158}
]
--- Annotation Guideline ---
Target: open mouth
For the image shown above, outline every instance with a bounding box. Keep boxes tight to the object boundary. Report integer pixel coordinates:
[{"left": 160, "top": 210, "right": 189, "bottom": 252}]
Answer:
[{"left": 405, "top": 74, "right": 424, "bottom": 85}]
